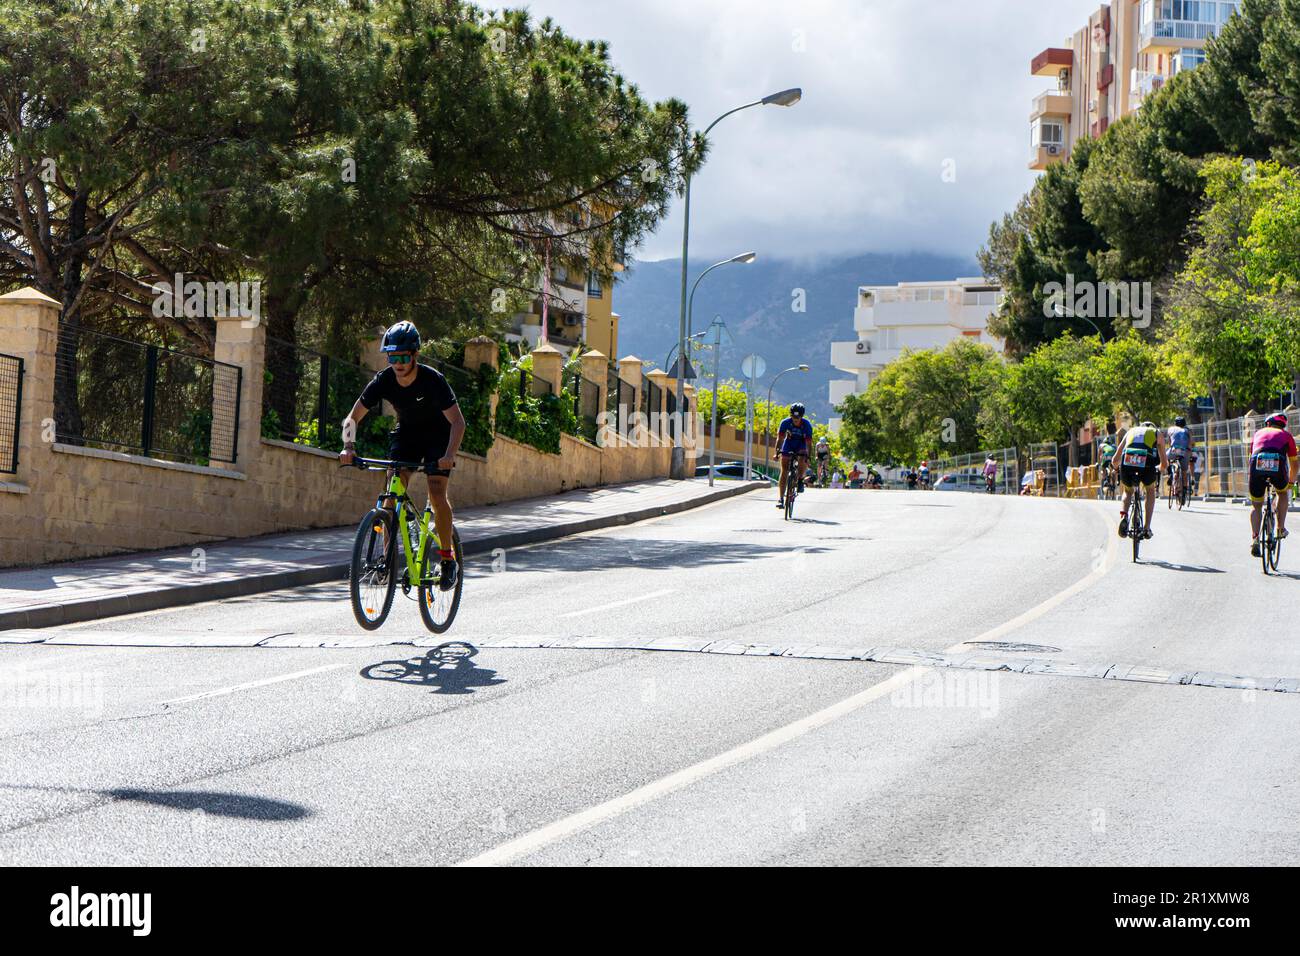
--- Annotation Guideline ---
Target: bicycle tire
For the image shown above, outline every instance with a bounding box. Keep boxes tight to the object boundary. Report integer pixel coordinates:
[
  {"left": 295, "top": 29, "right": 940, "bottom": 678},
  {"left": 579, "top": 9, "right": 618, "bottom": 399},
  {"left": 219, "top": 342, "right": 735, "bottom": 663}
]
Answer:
[
  {"left": 351, "top": 508, "right": 397, "bottom": 630},
  {"left": 1131, "top": 499, "right": 1142, "bottom": 563},
  {"left": 419, "top": 527, "right": 464, "bottom": 634}
]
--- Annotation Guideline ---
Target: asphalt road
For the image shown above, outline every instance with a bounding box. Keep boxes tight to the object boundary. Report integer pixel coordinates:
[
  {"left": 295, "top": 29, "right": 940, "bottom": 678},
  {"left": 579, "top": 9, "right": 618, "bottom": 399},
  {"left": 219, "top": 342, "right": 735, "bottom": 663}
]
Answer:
[{"left": 2, "top": 485, "right": 1298, "bottom": 866}]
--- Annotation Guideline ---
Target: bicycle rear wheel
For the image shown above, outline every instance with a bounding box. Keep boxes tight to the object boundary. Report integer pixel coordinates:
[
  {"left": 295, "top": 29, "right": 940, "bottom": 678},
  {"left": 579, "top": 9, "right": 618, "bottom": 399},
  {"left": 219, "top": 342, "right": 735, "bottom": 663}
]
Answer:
[
  {"left": 1130, "top": 499, "right": 1142, "bottom": 563},
  {"left": 419, "top": 527, "right": 464, "bottom": 634},
  {"left": 784, "top": 487, "right": 795, "bottom": 520},
  {"left": 351, "top": 508, "right": 397, "bottom": 630}
]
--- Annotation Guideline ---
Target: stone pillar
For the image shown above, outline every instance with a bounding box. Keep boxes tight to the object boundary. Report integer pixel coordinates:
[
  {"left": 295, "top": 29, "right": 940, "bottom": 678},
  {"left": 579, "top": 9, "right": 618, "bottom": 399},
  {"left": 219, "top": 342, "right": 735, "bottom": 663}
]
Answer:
[
  {"left": 579, "top": 349, "right": 608, "bottom": 412},
  {"left": 0, "top": 287, "right": 60, "bottom": 487},
  {"left": 530, "top": 342, "right": 564, "bottom": 397},
  {"left": 462, "top": 335, "right": 500, "bottom": 425},
  {"left": 212, "top": 314, "right": 267, "bottom": 471},
  {"left": 618, "top": 356, "right": 645, "bottom": 445},
  {"left": 360, "top": 328, "right": 388, "bottom": 375},
  {"left": 646, "top": 368, "right": 670, "bottom": 445}
]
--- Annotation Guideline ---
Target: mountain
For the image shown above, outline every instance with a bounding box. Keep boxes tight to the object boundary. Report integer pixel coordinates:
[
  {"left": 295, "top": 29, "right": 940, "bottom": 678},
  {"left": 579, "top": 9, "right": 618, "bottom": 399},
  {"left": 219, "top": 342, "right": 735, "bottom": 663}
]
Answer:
[{"left": 611, "top": 251, "right": 980, "bottom": 423}]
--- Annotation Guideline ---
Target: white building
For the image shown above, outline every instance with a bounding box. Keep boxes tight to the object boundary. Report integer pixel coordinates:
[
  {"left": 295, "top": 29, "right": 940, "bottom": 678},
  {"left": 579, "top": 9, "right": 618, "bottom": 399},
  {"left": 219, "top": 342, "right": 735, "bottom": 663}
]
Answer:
[{"left": 828, "top": 278, "right": 1005, "bottom": 430}]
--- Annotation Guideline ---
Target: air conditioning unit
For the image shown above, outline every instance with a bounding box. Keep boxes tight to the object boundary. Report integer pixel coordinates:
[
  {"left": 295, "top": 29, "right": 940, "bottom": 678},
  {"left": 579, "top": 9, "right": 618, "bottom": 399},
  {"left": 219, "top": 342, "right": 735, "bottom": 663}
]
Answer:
[
  {"left": 855, "top": 341, "right": 871, "bottom": 354},
  {"left": 562, "top": 315, "right": 581, "bottom": 326},
  {"left": 1046, "top": 144, "right": 1061, "bottom": 155}
]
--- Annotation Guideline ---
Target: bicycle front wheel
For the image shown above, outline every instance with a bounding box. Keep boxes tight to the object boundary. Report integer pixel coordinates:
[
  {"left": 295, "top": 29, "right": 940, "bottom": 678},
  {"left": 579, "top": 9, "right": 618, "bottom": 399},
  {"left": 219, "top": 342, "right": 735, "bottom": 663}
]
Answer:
[
  {"left": 351, "top": 508, "right": 397, "bottom": 630},
  {"left": 419, "top": 527, "right": 464, "bottom": 634}
]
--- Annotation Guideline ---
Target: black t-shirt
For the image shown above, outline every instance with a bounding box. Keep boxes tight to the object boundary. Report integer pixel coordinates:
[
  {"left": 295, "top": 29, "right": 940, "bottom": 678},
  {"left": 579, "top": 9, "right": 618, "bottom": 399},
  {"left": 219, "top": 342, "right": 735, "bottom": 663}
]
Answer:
[{"left": 360, "top": 364, "right": 457, "bottom": 436}]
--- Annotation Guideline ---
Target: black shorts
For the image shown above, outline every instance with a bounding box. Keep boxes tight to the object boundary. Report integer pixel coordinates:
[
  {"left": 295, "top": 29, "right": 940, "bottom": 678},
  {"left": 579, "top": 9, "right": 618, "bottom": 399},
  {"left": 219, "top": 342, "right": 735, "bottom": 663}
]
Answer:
[
  {"left": 1249, "top": 453, "right": 1290, "bottom": 502},
  {"left": 1119, "top": 451, "right": 1159, "bottom": 489},
  {"left": 389, "top": 429, "right": 453, "bottom": 477}
]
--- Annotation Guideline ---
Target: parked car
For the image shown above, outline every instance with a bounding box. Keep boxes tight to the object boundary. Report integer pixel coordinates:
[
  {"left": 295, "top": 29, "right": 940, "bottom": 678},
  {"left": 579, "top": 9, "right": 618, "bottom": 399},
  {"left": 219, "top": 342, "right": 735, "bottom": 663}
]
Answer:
[
  {"left": 694, "top": 461, "right": 773, "bottom": 482},
  {"left": 932, "top": 473, "right": 986, "bottom": 492}
]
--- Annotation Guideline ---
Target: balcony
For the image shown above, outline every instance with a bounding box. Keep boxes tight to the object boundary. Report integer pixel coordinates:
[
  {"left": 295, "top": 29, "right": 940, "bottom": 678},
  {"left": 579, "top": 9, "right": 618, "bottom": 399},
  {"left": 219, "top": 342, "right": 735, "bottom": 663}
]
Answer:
[
  {"left": 1031, "top": 47, "right": 1072, "bottom": 76},
  {"left": 1031, "top": 89, "right": 1072, "bottom": 119},
  {"left": 831, "top": 340, "right": 881, "bottom": 371},
  {"left": 1029, "top": 143, "right": 1067, "bottom": 171},
  {"left": 1139, "top": 18, "right": 1219, "bottom": 53},
  {"left": 828, "top": 379, "right": 858, "bottom": 407},
  {"left": 1130, "top": 69, "right": 1167, "bottom": 108},
  {"left": 853, "top": 303, "right": 876, "bottom": 332}
]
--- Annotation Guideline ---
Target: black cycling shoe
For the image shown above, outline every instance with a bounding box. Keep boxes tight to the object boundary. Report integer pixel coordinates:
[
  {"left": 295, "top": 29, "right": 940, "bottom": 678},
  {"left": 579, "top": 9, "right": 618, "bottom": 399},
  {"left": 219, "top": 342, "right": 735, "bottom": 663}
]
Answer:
[
  {"left": 438, "top": 559, "right": 458, "bottom": 592},
  {"left": 775, "top": 500, "right": 785, "bottom": 509},
  {"left": 1143, "top": 528, "right": 1153, "bottom": 540},
  {"left": 1251, "top": 540, "right": 1262, "bottom": 558},
  {"left": 1118, "top": 516, "right": 1128, "bottom": 537}
]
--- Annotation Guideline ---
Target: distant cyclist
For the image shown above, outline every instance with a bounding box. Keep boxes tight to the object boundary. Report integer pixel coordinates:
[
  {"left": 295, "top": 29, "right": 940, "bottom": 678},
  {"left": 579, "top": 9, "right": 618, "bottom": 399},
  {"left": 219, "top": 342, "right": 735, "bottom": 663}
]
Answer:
[
  {"left": 814, "top": 435, "right": 831, "bottom": 487},
  {"left": 1248, "top": 412, "right": 1298, "bottom": 557},
  {"left": 339, "top": 321, "right": 466, "bottom": 590},
  {"left": 1116, "top": 421, "right": 1168, "bottom": 539},
  {"left": 1165, "top": 415, "right": 1194, "bottom": 501},
  {"left": 1098, "top": 430, "right": 1118, "bottom": 496},
  {"left": 983, "top": 454, "right": 997, "bottom": 493},
  {"left": 918, "top": 460, "right": 931, "bottom": 490},
  {"left": 776, "top": 403, "right": 814, "bottom": 508}
]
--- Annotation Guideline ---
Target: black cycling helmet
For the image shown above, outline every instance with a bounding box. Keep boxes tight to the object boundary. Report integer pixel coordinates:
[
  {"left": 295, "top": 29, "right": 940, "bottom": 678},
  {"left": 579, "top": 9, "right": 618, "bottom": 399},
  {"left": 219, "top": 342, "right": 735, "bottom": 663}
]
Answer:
[
  {"left": 1266, "top": 412, "right": 1288, "bottom": 429},
  {"left": 1174, "top": 415, "right": 1187, "bottom": 427},
  {"left": 381, "top": 320, "right": 421, "bottom": 354},
  {"left": 789, "top": 402, "right": 805, "bottom": 416}
]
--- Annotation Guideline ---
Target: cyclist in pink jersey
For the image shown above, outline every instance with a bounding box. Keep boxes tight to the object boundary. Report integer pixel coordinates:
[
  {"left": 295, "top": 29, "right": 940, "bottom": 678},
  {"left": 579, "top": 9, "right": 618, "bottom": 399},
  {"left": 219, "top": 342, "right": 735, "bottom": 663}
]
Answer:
[{"left": 1248, "top": 412, "right": 1299, "bottom": 557}]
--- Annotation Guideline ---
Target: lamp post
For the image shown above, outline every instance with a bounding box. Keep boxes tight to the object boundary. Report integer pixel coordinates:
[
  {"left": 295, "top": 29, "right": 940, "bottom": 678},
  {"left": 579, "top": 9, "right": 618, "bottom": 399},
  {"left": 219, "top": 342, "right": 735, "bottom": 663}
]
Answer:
[
  {"left": 670, "top": 88, "right": 802, "bottom": 479},
  {"left": 688, "top": 251, "right": 755, "bottom": 342},
  {"left": 762, "top": 364, "right": 810, "bottom": 479}
]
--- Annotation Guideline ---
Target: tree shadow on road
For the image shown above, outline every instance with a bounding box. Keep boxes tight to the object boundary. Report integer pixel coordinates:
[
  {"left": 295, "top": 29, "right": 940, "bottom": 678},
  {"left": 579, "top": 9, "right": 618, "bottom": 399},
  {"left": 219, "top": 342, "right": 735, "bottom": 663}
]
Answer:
[
  {"left": 486, "top": 536, "right": 833, "bottom": 572},
  {"left": 361, "top": 641, "right": 503, "bottom": 695},
  {"left": 0, "top": 783, "right": 309, "bottom": 820}
]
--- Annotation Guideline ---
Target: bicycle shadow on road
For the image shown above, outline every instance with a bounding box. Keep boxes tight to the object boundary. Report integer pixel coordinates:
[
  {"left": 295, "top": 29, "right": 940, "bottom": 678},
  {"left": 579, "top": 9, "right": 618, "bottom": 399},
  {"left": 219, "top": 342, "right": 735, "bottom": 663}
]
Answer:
[
  {"left": 1142, "top": 560, "right": 1226, "bottom": 573},
  {"left": 484, "top": 536, "right": 833, "bottom": 572},
  {"left": 361, "top": 641, "right": 503, "bottom": 695}
]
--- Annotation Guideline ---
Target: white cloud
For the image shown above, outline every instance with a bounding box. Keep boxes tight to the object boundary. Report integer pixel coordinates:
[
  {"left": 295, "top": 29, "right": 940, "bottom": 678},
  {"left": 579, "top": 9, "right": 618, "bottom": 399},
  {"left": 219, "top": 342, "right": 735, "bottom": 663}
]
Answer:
[{"left": 519, "top": 0, "right": 1090, "bottom": 263}]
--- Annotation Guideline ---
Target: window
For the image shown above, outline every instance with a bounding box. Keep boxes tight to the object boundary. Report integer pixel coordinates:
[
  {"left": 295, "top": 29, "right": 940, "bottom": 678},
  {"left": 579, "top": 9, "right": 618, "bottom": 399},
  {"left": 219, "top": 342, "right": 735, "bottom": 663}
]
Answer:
[
  {"left": 587, "top": 270, "right": 604, "bottom": 297},
  {"left": 1031, "top": 120, "right": 1065, "bottom": 148}
]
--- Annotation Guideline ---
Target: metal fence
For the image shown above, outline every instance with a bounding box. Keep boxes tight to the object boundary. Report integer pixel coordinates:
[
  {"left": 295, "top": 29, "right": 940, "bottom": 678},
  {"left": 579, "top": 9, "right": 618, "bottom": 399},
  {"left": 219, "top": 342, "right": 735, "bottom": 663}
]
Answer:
[
  {"left": 262, "top": 336, "right": 376, "bottom": 450},
  {"left": 644, "top": 379, "right": 662, "bottom": 441},
  {"left": 566, "top": 369, "right": 601, "bottom": 445},
  {"left": 1194, "top": 414, "right": 1300, "bottom": 498},
  {"left": 0, "top": 352, "right": 22, "bottom": 474},
  {"left": 54, "top": 323, "right": 241, "bottom": 465},
  {"left": 1027, "top": 442, "right": 1060, "bottom": 496},
  {"left": 930, "top": 446, "right": 1019, "bottom": 495}
]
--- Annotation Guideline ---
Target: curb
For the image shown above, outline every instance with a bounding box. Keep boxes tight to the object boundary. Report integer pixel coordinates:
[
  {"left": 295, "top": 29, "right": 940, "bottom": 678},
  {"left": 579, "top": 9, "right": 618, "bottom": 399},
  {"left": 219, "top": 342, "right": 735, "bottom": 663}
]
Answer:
[{"left": 0, "top": 480, "right": 763, "bottom": 632}]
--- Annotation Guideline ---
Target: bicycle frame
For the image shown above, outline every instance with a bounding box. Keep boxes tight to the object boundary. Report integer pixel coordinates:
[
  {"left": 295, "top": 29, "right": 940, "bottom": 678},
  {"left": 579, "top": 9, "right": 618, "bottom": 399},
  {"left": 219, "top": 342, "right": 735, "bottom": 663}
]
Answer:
[{"left": 354, "top": 457, "right": 445, "bottom": 586}]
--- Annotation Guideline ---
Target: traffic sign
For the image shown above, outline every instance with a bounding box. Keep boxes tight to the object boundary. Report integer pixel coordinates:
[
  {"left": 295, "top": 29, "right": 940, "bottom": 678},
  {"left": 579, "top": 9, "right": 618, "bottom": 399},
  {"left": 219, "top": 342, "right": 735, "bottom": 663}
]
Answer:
[{"left": 741, "top": 353, "right": 766, "bottom": 380}]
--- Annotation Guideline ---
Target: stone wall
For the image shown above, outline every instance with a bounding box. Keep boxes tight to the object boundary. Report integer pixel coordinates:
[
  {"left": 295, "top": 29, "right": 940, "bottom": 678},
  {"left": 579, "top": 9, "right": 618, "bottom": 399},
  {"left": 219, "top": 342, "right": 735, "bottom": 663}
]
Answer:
[{"left": 0, "top": 288, "right": 698, "bottom": 568}]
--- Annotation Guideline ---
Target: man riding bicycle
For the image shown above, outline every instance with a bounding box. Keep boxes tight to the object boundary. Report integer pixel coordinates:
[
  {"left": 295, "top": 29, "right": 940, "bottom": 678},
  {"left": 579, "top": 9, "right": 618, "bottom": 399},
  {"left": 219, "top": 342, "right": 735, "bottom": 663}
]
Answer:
[
  {"left": 918, "top": 460, "right": 931, "bottom": 490},
  {"left": 1165, "top": 415, "right": 1194, "bottom": 501},
  {"left": 776, "top": 403, "right": 813, "bottom": 508},
  {"left": 1248, "top": 412, "right": 1298, "bottom": 557},
  {"left": 1098, "top": 429, "right": 1118, "bottom": 496},
  {"left": 338, "top": 321, "right": 466, "bottom": 590},
  {"left": 814, "top": 436, "right": 831, "bottom": 487},
  {"left": 1116, "top": 421, "right": 1168, "bottom": 540},
  {"left": 983, "top": 454, "right": 997, "bottom": 493}
]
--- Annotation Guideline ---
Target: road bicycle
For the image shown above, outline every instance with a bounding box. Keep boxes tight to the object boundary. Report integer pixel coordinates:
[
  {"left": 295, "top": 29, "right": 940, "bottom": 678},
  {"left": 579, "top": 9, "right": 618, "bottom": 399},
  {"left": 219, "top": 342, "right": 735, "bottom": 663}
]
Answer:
[
  {"left": 344, "top": 456, "right": 464, "bottom": 632},
  {"left": 1166, "top": 458, "right": 1187, "bottom": 510},
  {"left": 986, "top": 473, "right": 997, "bottom": 495},
  {"left": 1260, "top": 484, "right": 1283, "bottom": 575},
  {"left": 1097, "top": 463, "right": 1117, "bottom": 501},
  {"left": 1125, "top": 485, "right": 1149, "bottom": 563},
  {"left": 783, "top": 461, "right": 806, "bottom": 520}
]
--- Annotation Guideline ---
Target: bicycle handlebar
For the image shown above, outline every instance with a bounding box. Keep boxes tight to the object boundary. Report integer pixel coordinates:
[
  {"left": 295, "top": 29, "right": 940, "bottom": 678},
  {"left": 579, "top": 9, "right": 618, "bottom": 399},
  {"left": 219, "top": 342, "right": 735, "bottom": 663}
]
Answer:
[{"left": 340, "top": 455, "right": 426, "bottom": 472}]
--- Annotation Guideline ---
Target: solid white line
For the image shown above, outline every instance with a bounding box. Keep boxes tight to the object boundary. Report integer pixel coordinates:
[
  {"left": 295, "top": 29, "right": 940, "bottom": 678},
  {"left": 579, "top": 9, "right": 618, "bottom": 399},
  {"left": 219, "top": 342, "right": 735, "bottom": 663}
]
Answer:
[
  {"left": 559, "top": 589, "right": 675, "bottom": 619},
  {"left": 458, "top": 506, "right": 1119, "bottom": 866},
  {"left": 160, "top": 662, "right": 352, "bottom": 706},
  {"left": 456, "top": 665, "right": 931, "bottom": 867}
]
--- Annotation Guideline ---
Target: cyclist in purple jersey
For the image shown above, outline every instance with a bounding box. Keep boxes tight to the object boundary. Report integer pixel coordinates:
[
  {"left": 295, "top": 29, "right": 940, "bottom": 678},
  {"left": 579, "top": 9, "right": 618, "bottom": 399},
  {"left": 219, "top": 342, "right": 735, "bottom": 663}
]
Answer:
[
  {"left": 1248, "top": 412, "right": 1299, "bottom": 557},
  {"left": 776, "top": 403, "right": 814, "bottom": 508}
]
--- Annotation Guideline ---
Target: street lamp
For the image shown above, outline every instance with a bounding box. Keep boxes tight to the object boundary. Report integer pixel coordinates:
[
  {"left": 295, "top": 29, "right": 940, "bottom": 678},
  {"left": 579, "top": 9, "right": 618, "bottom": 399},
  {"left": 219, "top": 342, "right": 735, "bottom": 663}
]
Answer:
[
  {"left": 688, "top": 251, "right": 755, "bottom": 343},
  {"left": 762, "top": 364, "right": 810, "bottom": 480},
  {"left": 670, "top": 88, "right": 802, "bottom": 479}
]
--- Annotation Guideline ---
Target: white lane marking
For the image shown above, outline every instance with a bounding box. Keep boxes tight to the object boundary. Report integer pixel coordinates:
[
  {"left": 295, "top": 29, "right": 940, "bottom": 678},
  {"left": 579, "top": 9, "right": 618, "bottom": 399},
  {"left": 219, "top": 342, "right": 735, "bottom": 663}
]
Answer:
[
  {"left": 559, "top": 589, "right": 675, "bottom": 619},
  {"left": 457, "top": 665, "right": 931, "bottom": 867},
  {"left": 459, "top": 508, "right": 1119, "bottom": 866},
  {"left": 160, "top": 662, "right": 352, "bottom": 706}
]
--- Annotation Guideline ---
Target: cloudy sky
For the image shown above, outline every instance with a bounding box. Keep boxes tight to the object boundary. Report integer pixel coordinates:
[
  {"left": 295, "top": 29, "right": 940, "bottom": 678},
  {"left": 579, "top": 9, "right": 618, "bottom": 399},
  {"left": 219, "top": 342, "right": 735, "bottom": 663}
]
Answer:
[{"left": 521, "top": 0, "right": 1087, "bottom": 265}]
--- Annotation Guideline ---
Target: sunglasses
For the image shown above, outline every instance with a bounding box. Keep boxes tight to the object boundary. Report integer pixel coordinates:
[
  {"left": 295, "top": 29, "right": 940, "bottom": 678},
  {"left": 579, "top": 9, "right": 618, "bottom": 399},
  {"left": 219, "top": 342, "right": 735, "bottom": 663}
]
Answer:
[{"left": 387, "top": 353, "right": 414, "bottom": 365}]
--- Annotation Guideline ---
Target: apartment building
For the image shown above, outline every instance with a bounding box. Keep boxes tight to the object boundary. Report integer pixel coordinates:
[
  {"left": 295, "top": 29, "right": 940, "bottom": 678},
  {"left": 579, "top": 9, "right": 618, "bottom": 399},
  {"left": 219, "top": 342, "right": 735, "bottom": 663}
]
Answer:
[
  {"left": 506, "top": 201, "right": 624, "bottom": 357},
  {"left": 827, "top": 279, "right": 1005, "bottom": 429},
  {"left": 1030, "top": 1, "right": 1240, "bottom": 170}
]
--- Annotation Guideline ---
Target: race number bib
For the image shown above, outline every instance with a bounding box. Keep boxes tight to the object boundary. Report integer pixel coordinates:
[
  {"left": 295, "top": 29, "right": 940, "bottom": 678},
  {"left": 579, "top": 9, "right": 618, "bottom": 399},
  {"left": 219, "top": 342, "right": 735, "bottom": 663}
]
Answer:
[
  {"left": 1122, "top": 450, "right": 1147, "bottom": 468},
  {"left": 1257, "top": 455, "right": 1280, "bottom": 473}
]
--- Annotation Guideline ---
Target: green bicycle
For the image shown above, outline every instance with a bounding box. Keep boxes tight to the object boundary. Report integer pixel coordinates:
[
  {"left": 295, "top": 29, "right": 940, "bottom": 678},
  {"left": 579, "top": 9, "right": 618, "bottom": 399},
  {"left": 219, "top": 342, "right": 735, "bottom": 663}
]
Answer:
[{"left": 344, "top": 456, "right": 463, "bottom": 633}]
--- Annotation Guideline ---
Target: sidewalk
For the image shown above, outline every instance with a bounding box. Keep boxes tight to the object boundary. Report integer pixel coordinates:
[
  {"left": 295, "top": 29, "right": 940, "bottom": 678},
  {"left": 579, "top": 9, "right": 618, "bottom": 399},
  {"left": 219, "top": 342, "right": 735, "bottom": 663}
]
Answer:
[{"left": 0, "top": 478, "right": 761, "bottom": 631}]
